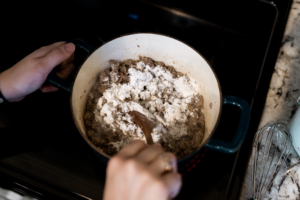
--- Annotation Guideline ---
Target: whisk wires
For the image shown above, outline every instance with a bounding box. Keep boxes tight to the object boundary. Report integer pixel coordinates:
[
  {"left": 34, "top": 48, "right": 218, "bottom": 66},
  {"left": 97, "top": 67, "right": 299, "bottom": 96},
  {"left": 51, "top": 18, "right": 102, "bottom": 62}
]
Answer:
[{"left": 251, "top": 122, "right": 292, "bottom": 200}]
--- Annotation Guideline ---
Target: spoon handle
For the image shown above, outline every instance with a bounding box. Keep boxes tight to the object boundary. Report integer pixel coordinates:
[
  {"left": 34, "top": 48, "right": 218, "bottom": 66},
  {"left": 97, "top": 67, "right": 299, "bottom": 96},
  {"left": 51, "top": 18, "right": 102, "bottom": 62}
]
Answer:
[
  {"left": 128, "top": 111, "right": 155, "bottom": 145},
  {"left": 143, "top": 127, "right": 154, "bottom": 145}
]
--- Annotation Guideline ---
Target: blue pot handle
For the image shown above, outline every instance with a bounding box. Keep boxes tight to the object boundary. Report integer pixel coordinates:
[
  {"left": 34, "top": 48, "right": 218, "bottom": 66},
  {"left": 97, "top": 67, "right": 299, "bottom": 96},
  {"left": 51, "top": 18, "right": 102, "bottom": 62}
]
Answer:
[
  {"left": 204, "top": 95, "right": 251, "bottom": 153},
  {"left": 46, "top": 38, "right": 95, "bottom": 92}
]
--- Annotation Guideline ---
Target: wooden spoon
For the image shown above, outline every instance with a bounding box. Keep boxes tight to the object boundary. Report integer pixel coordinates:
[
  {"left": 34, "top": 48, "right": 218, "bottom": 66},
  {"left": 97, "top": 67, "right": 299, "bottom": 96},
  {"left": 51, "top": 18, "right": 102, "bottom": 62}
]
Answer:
[{"left": 128, "top": 111, "right": 156, "bottom": 145}]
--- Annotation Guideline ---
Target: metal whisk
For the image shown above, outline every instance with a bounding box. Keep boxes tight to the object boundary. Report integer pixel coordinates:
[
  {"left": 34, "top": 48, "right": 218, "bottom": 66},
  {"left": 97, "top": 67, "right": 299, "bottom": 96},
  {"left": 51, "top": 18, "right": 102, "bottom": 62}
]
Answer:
[{"left": 251, "top": 122, "right": 292, "bottom": 200}]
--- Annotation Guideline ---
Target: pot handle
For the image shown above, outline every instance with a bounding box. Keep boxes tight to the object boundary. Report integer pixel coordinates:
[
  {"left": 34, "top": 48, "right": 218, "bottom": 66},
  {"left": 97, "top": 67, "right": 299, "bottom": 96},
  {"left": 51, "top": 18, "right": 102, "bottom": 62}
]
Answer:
[
  {"left": 204, "top": 95, "right": 250, "bottom": 153},
  {"left": 46, "top": 38, "right": 95, "bottom": 92}
]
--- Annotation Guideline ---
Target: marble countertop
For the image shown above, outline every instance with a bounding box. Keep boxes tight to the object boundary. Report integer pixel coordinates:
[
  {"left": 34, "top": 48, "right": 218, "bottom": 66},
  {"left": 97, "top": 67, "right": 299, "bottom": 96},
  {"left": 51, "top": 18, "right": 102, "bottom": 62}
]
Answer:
[{"left": 239, "top": 0, "right": 300, "bottom": 199}]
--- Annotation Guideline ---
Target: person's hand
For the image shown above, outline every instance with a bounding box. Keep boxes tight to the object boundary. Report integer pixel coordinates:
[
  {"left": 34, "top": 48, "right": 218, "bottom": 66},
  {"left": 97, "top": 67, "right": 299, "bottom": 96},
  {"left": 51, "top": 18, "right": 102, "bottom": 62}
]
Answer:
[
  {"left": 0, "top": 42, "right": 75, "bottom": 102},
  {"left": 103, "top": 140, "right": 182, "bottom": 200}
]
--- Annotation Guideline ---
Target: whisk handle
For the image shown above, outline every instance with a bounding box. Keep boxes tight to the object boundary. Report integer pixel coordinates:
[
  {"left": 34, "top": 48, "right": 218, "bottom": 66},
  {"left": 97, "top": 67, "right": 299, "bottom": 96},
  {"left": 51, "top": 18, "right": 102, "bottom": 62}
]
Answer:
[{"left": 204, "top": 95, "right": 250, "bottom": 153}]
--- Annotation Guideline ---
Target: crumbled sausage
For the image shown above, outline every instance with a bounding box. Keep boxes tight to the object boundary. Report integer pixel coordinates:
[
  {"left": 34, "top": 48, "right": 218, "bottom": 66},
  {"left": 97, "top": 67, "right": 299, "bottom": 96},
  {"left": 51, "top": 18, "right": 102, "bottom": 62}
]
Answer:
[
  {"left": 84, "top": 111, "right": 94, "bottom": 122},
  {"left": 99, "top": 70, "right": 109, "bottom": 84},
  {"left": 86, "top": 101, "right": 95, "bottom": 112},
  {"left": 98, "top": 85, "right": 110, "bottom": 94},
  {"left": 124, "top": 59, "right": 135, "bottom": 66},
  {"left": 195, "top": 95, "right": 204, "bottom": 108},
  {"left": 139, "top": 56, "right": 154, "bottom": 67},
  {"left": 84, "top": 57, "right": 205, "bottom": 159}
]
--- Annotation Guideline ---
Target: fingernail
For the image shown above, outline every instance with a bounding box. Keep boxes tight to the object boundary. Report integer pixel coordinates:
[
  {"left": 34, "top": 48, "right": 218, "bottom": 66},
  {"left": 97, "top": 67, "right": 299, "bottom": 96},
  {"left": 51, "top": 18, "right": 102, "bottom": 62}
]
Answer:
[{"left": 65, "top": 43, "right": 75, "bottom": 52}]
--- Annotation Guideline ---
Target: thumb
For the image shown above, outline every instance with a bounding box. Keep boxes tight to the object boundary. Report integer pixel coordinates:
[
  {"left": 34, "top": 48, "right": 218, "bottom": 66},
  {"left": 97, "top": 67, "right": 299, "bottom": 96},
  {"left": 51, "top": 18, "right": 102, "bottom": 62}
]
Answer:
[{"left": 41, "top": 43, "right": 75, "bottom": 73}]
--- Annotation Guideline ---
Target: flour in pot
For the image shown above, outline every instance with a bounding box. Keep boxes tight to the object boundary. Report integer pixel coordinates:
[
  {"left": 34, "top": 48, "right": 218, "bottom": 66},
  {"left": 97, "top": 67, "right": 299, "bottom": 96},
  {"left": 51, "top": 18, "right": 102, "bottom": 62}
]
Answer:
[{"left": 83, "top": 57, "right": 205, "bottom": 159}]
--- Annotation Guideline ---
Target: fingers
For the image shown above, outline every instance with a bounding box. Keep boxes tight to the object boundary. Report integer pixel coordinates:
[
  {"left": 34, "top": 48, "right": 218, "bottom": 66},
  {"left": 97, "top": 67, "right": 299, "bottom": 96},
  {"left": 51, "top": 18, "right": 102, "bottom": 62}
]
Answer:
[
  {"left": 135, "top": 144, "right": 164, "bottom": 164},
  {"left": 107, "top": 142, "right": 182, "bottom": 199},
  {"left": 39, "top": 60, "right": 74, "bottom": 93},
  {"left": 32, "top": 42, "right": 66, "bottom": 58},
  {"left": 162, "top": 172, "right": 182, "bottom": 199},
  {"left": 40, "top": 84, "right": 59, "bottom": 93},
  {"left": 117, "top": 140, "right": 147, "bottom": 159},
  {"left": 149, "top": 152, "right": 177, "bottom": 176},
  {"left": 61, "top": 53, "right": 74, "bottom": 65},
  {"left": 57, "top": 63, "right": 75, "bottom": 79},
  {"left": 40, "top": 43, "right": 75, "bottom": 74}
]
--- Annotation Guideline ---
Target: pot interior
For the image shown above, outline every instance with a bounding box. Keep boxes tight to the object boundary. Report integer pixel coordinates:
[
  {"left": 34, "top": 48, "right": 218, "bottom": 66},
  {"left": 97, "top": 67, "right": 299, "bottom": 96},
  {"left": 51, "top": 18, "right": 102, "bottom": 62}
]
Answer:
[{"left": 71, "top": 33, "right": 222, "bottom": 158}]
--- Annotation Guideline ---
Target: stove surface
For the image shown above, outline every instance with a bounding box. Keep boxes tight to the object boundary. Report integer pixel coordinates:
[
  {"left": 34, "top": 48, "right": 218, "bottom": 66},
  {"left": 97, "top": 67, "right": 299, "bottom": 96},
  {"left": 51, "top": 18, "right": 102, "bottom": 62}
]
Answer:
[{"left": 0, "top": 0, "right": 292, "bottom": 199}]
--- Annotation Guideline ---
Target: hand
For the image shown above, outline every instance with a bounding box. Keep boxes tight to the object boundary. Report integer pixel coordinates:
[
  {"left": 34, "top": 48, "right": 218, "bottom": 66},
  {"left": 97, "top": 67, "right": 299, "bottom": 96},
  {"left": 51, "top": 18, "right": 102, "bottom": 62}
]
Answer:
[
  {"left": 103, "top": 140, "right": 182, "bottom": 200},
  {"left": 0, "top": 42, "right": 75, "bottom": 102}
]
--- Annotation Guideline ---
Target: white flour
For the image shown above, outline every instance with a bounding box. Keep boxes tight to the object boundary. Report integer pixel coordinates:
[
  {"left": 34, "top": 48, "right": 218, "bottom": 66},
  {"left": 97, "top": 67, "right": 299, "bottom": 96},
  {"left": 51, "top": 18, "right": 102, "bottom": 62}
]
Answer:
[{"left": 95, "top": 61, "right": 200, "bottom": 151}]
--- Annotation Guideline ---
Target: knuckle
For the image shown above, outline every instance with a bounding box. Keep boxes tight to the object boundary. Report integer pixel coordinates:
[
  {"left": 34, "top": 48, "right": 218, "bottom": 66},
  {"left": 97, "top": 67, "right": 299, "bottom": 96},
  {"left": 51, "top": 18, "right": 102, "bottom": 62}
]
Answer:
[
  {"left": 122, "top": 140, "right": 145, "bottom": 151},
  {"left": 107, "top": 156, "right": 124, "bottom": 170},
  {"left": 54, "top": 46, "right": 67, "bottom": 57},
  {"left": 36, "top": 61, "right": 45, "bottom": 69},
  {"left": 131, "top": 139, "right": 146, "bottom": 147},
  {"left": 44, "top": 53, "right": 57, "bottom": 63},
  {"left": 153, "top": 143, "right": 162, "bottom": 148},
  {"left": 124, "top": 159, "right": 140, "bottom": 174},
  {"left": 153, "top": 145, "right": 164, "bottom": 153},
  {"left": 44, "top": 48, "right": 65, "bottom": 63},
  {"left": 139, "top": 168, "right": 153, "bottom": 181}
]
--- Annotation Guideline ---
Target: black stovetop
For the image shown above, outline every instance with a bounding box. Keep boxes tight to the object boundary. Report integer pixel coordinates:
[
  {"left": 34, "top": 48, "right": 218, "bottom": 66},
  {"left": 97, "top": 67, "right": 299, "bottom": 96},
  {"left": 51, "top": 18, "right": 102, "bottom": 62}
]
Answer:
[{"left": 0, "top": 0, "right": 292, "bottom": 199}]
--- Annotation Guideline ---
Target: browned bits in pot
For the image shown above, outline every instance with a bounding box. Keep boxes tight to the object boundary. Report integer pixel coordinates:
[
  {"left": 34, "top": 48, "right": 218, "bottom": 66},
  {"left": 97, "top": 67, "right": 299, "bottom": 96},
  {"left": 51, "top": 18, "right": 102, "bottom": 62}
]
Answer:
[
  {"left": 165, "top": 65, "right": 178, "bottom": 78},
  {"left": 109, "top": 59, "right": 119, "bottom": 68},
  {"left": 120, "top": 65, "right": 127, "bottom": 73},
  {"left": 98, "top": 85, "right": 109, "bottom": 94},
  {"left": 177, "top": 71, "right": 184, "bottom": 76},
  {"left": 155, "top": 61, "right": 165, "bottom": 67},
  {"left": 123, "top": 59, "right": 135, "bottom": 66},
  {"left": 195, "top": 95, "right": 204, "bottom": 108},
  {"left": 91, "top": 80, "right": 100, "bottom": 91},
  {"left": 99, "top": 70, "right": 109, "bottom": 85},
  {"left": 92, "top": 137, "right": 102, "bottom": 146},
  {"left": 110, "top": 61, "right": 120, "bottom": 80},
  {"left": 91, "top": 122, "right": 101, "bottom": 132},
  {"left": 188, "top": 112, "right": 199, "bottom": 124},
  {"left": 84, "top": 112, "right": 94, "bottom": 122},
  {"left": 85, "top": 120, "right": 93, "bottom": 128},
  {"left": 139, "top": 56, "right": 154, "bottom": 67},
  {"left": 110, "top": 72, "right": 119, "bottom": 83},
  {"left": 107, "top": 130, "right": 121, "bottom": 142},
  {"left": 87, "top": 130, "right": 95, "bottom": 138},
  {"left": 87, "top": 93, "right": 94, "bottom": 101},
  {"left": 93, "top": 93, "right": 101, "bottom": 104},
  {"left": 188, "top": 104, "right": 194, "bottom": 112},
  {"left": 197, "top": 111, "right": 205, "bottom": 132},
  {"left": 106, "top": 145, "right": 117, "bottom": 155},
  {"left": 86, "top": 101, "right": 95, "bottom": 112},
  {"left": 121, "top": 74, "right": 130, "bottom": 83}
]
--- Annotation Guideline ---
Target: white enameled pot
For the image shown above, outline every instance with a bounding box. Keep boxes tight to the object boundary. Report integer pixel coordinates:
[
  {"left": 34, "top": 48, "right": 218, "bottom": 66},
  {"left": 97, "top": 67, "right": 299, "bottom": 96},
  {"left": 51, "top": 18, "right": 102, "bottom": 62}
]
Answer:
[{"left": 48, "top": 34, "right": 250, "bottom": 165}]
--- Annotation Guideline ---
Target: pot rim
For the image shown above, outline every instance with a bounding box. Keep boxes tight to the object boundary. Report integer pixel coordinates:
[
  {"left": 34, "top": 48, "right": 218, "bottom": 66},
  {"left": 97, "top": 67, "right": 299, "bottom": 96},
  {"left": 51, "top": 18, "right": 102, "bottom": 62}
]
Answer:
[{"left": 70, "top": 32, "right": 223, "bottom": 162}]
